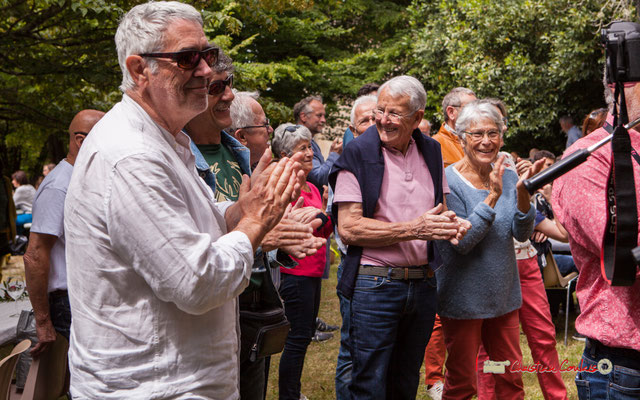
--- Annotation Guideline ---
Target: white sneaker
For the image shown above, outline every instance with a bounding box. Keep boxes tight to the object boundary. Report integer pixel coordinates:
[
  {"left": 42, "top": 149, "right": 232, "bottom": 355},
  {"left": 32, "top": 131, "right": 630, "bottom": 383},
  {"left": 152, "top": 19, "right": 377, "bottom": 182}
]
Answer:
[{"left": 426, "top": 380, "right": 444, "bottom": 400}]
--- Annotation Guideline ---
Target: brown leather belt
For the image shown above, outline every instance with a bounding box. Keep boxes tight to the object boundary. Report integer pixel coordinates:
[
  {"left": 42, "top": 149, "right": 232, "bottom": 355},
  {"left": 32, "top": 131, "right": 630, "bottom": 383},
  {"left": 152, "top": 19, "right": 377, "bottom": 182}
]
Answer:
[{"left": 358, "top": 265, "right": 434, "bottom": 280}]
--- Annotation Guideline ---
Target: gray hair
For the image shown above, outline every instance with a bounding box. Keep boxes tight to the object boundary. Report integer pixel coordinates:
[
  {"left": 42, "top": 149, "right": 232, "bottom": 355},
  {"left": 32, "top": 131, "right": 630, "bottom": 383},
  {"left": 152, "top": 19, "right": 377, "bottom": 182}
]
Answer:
[
  {"left": 229, "top": 90, "right": 260, "bottom": 133},
  {"left": 455, "top": 100, "right": 504, "bottom": 142},
  {"left": 115, "top": 1, "right": 203, "bottom": 92},
  {"left": 350, "top": 94, "right": 378, "bottom": 126},
  {"left": 378, "top": 76, "right": 426, "bottom": 114},
  {"left": 213, "top": 48, "right": 234, "bottom": 74},
  {"left": 272, "top": 123, "right": 312, "bottom": 157},
  {"left": 293, "top": 95, "right": 322, "bottom": 123},
  {"left": 442, "top": 87, "right": 476, "bottom": 122}
]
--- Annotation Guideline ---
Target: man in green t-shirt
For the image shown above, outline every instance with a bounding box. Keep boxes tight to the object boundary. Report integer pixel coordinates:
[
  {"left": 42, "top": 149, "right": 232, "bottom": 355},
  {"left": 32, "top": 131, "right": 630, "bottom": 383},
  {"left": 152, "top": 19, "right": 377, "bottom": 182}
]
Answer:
[{"left": 185, "top": 49, "right": 324, "bottom": 400}]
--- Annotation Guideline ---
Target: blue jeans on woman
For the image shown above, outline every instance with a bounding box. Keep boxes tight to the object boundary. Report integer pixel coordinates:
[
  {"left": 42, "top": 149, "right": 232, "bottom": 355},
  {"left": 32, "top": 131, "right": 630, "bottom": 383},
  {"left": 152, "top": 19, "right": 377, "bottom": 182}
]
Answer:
[
  {"left": 575, "top": 339, "right": 640, "bottom": 399},
  {"left": 278, "top": 273, "right": 322, "bottom": 400},
  {"left": 349, "top": 273, "right": 437, "bottom": 399},
  {"left": 335, "top": 258, "right": 352, "bottom": 400}
]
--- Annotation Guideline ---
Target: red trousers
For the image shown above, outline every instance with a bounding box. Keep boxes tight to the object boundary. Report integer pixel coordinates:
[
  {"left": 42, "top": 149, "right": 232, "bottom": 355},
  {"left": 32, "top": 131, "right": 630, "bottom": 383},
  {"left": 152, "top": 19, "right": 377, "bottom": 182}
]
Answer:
[
  {"left": 441, "top": 309, "right": 524, "bottom": 400},
  {"left": 477, "top": 256, "right": 568, "bottom": 400},
  {"left": 424, "top": 314, "right": 446, "bottom": 386}
]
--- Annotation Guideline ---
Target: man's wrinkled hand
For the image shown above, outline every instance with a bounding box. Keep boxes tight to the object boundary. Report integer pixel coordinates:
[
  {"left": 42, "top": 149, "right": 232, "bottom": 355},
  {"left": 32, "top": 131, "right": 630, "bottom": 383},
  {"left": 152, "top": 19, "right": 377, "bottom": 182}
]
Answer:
[
  {"left": 280, "top": 218, "right": 326, "bottom": 258},
  {"left": 262, "top": 217, "right": 314, "bottom": 252},
  {"left": 31, "top": 319, "right": 57, "bottom": 358}
]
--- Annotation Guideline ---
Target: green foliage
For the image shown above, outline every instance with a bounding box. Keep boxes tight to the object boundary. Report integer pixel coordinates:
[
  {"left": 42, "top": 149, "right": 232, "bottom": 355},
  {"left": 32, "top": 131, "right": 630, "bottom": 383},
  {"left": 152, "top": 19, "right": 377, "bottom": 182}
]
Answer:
[
  {"left": 404, "top": 0, "right": 635, "bottom": 154},
  {"left": 0, "top": 0, "right": 637, "bottom": 177}
]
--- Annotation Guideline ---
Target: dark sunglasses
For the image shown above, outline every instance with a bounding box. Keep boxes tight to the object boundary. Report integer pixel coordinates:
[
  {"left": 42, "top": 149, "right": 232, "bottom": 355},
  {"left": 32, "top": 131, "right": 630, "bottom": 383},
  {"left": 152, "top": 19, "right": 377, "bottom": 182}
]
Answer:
[
  {"left": 139, "top": 47, "right": 218, "bottom": 70},
  {"left": 285, "top": 125, "right": 301, "bottom": 133},
  {"left": 208, "top": 74, "right": 234, "bottom": 95}
]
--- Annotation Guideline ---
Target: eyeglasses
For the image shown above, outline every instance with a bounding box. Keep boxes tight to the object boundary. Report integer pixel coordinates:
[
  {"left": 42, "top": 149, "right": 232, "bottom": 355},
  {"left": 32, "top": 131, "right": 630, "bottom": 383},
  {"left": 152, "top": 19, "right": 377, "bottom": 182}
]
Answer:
[
  {"left": 208, "top": 74, "right": 234, "bottom": 95},
  {"left": 356, "top": 114, "right": 376, "bottom": 127},
  {"left": 462, "top": 129, "right": 501, "bottom": 141},
  {"left": 139, "top": 47, "right": 218, "bottom": 70},
  {"left": 73, "top": 131, "right": 89, "bottom": 136},
  {"left": 240, "top": 117, "right": 270, "bottom": 130},
  {"left": 285, "top": 125, "right": 302, "bottom": 133},
  {"left": 374, "top": 109, "right": 413, "bottom": 123}
]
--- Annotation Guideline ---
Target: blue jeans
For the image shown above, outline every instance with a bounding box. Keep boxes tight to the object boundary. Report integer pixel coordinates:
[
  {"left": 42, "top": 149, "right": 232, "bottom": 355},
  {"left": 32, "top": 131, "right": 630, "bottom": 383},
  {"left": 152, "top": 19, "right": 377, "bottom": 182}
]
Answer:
[
  {"left": 349, "top": 273, "right": 437, "bottom": 399},
  {"left": 553, "top": 254, "right": 578, "bottom": 276},
  {"left": 335, "top": 259, "right": 352, "bottom": 400},
  {"left": 575, "top": 339, "right": 640, "bottom": 399},
  {"left": 278, "top": 274, "right": 322, "bottom": 400},
  {"left": 49, "top": 291, "right": 71, "bottom": 340}
]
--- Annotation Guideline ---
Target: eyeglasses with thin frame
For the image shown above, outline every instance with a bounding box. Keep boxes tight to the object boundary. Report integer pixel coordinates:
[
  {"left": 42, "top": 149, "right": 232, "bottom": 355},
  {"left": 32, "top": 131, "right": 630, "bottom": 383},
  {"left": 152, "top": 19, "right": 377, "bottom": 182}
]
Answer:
[
  {"left": 240, "top": 117, "right": 270, "bottom": 130},
  {"left": 462, "top": 129, "right": 501, "bottom": 141},
  {"left": 208, "top": 74, "right": 234, "bottom": 95},
  {"left": 139, "top": 47, "right": 218, "bottom": 70},
  {"left": 374, "top": 109, "right": 413, "bottom": 123}
]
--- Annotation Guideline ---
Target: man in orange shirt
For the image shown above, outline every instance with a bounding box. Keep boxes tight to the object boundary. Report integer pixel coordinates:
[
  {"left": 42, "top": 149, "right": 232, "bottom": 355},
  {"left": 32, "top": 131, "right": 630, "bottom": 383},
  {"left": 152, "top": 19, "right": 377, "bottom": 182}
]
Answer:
[
  {"left": 425, "top": 86, "right": 475, "bottom": 400},
  {"left": 432, "top": 87, "right": 476, "bottom": 167}
]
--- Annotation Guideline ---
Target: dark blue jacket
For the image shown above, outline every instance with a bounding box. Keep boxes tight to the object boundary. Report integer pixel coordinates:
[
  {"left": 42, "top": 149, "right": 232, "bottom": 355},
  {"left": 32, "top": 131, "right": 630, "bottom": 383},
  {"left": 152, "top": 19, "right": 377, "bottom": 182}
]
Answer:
[{"left": 328, "top": 124, "right": 444, "bottom": 298}]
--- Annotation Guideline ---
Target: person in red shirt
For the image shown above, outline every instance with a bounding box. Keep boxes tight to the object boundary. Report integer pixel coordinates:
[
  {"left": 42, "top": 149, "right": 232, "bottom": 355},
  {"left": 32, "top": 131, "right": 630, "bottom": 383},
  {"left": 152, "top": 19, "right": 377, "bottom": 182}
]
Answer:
[
  {"left": 553, "top": 85, "right": 640, "bottom": 398},
  {"left": 272, "top": 123, "right": 333, "bottom": 400}
]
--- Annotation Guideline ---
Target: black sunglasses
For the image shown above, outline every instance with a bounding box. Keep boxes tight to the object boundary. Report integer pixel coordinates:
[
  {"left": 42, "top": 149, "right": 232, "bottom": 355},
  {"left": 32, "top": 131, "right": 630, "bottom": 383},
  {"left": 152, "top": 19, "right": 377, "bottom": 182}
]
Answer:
[
  {"left": 240, "top": 118, "right": 270, "bottom": 130},
  {"left": 208, "top": 74, "right": 234, "bottom": 95},
  {"left": 285, "top": 125, "right": 301, "bottom": 133},
  {"left": 139, "top": 47, "right": 218, "bottom": 70}
]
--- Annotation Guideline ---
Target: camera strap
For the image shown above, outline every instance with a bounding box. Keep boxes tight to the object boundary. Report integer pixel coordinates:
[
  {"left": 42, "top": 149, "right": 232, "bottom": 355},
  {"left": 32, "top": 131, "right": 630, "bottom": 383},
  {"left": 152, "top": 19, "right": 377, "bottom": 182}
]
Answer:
[{"left": 601, "top": 82, "right": 639, "bottom": 285}]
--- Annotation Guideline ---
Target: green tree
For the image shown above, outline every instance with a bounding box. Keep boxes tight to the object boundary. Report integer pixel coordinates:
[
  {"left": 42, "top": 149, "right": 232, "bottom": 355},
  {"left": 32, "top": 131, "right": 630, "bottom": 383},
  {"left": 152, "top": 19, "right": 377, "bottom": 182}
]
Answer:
[{"left": 402, "top": 0, "right": 636, "bottom": 154}]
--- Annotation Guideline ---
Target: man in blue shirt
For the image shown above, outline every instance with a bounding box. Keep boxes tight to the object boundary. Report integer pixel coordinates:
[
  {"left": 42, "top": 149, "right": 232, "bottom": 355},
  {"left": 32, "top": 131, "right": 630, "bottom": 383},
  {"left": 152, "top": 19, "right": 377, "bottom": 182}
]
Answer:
[
  {"left": 560, "top": 115, "right": 582, "bottom": 148},
  {"left": 294, "top": 96, "right": 342, "bottom": 190}
]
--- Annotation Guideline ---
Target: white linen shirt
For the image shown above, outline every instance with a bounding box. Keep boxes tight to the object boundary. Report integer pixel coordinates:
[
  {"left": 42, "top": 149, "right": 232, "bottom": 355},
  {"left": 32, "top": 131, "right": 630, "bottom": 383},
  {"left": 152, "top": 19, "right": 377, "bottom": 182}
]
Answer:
[{"left": 64, "top": 94, "right": 253, "bottom": 399}]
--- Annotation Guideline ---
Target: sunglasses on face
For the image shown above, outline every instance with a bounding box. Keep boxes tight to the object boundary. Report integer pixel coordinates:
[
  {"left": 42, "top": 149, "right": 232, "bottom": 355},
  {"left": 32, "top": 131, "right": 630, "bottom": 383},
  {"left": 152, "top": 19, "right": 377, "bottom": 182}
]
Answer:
[
  {"left": 139, "top": 47, "right": 219, "bottom": 70},
  {"left": 208, "top": 74, "right": 234, "bottom": 95}
]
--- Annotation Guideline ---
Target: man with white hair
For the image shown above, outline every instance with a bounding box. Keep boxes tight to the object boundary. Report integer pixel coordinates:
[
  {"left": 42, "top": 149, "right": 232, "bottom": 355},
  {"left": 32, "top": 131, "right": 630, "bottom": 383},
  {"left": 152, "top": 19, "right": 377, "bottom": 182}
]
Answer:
[
  {"left": 64, "top": 2, "right": 302, "bottom": 398},
  {"left": 329, "top": 75, "right": 470, "bottom": 399},
  {"left": 229, "top": 91, "right": 272, "bottom": 169},
  {"left": 334, "top": 93, "right": 377, "bottom": 399}
]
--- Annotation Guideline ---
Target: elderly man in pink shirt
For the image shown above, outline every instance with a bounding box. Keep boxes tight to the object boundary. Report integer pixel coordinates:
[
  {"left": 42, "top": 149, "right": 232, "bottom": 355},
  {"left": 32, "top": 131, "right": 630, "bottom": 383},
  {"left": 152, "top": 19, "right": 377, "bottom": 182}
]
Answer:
[{"left": 328, "top": 75, "right": 470, "bottom": 399}]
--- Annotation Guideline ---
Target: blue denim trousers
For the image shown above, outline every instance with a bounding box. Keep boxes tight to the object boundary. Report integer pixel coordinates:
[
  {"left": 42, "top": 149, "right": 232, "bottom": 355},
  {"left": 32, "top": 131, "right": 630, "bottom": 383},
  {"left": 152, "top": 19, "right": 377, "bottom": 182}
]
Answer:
[
  {"left": 335, "top": 259, "right": 352, "bottom": 400},
  {"left": 49, "top": 291, "right": 71, "bottom": 340},
  {"left": 575, "top": 339, "right": 640, "bottom": 399},
  {"left": 349, "top": 273, "right": 437, "bottom": 399}
]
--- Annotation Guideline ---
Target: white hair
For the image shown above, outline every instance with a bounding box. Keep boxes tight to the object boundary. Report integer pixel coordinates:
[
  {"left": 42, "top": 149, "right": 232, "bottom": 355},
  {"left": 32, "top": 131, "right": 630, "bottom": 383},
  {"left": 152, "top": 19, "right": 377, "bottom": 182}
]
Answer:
[
  {"left": 350, "top": 94, "right": 377, "bottom": 126},
  {"left": 455, "top": 100, "right": 504, "bottom": 142},
  {"left": 229, "top": 90, "right": 261, "bottom": 133},
  {"left": 272, "top": 123, "right": 312, "bottom": 157},
  {"left": 378, "top": 76, "right": 426, "bottom": 114},
  {"left": 115, "top": 1, "right": 203, "bottom": 92}
]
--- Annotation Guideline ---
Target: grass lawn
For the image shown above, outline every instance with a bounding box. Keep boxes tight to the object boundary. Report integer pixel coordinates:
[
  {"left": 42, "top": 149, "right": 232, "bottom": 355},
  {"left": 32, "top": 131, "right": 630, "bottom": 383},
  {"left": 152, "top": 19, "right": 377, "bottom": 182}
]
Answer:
[{"left": 266, "top": 257, "right": 584, "bottom": 399}]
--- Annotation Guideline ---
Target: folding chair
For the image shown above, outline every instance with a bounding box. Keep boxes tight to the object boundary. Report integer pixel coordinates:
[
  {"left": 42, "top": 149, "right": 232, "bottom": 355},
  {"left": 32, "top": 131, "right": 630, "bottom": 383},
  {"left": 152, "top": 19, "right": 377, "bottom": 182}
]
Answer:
[
  {"left": 542, "top": 251, "right": 578, "bottom": 346},
  {"left": 21, "top": 333, "right": 69, "bottom": 400},
  {"left": 0, "top": 339, "right": 31, "bottom": 400}
]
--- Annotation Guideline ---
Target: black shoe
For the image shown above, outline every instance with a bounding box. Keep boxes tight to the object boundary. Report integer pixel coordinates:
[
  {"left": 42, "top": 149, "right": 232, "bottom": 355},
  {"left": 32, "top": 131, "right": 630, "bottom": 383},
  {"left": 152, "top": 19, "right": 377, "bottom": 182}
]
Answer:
[
  {"left": 316, "top": 317, "right": 339, "bottom": 332},
  {"left": 311, "top": 330, "right": 334, "bottom": 342}
]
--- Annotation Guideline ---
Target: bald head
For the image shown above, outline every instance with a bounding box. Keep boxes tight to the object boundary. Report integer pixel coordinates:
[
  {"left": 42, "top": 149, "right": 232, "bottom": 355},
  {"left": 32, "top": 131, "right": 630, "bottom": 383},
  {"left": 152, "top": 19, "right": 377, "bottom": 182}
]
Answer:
[{"left": 67, "top": 109, "right": 105, "bottom": 164}]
